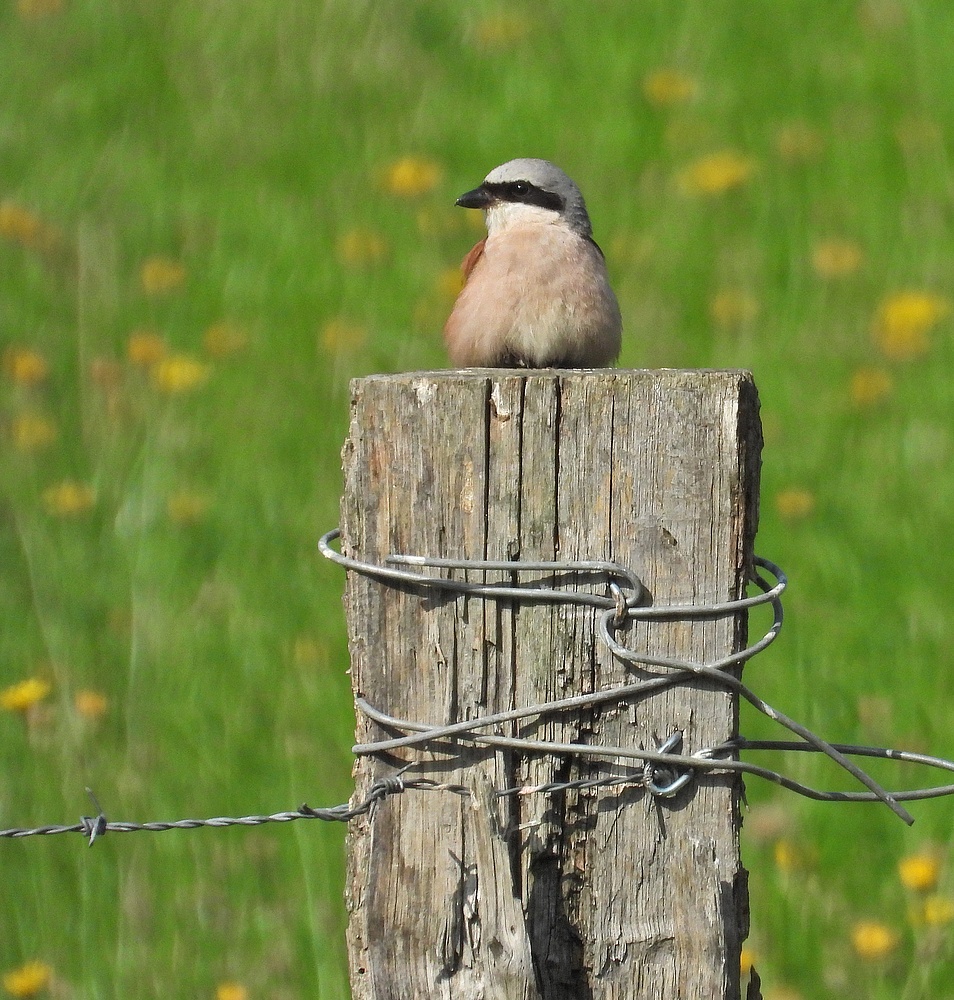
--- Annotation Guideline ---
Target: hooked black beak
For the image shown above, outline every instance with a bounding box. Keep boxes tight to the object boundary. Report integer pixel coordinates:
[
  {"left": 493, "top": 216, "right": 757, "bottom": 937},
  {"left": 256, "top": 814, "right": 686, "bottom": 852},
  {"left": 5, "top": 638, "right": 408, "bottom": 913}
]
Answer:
[{"left": 455, "top": 184, "right": 492, "bottom": 210}]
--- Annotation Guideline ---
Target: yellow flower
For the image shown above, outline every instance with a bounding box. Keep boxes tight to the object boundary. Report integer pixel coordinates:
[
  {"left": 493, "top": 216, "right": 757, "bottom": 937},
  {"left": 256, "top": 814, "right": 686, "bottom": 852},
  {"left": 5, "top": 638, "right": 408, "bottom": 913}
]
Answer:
[
  {"left": 43, "top": 480, "right": 95, "bottom": 517},
  {"left": 0, "top": 678, "right": 51, "bottom": 713},
  {"left": 10, "top": 413, "right": 58, "bottom": 452},
  {"left": 0, "top": 201, "right": 39, "bottom": 242},
  {"left": 292, "top": 635, "right": 323, "bottom": 667},
  {"left": 2, "top": 960, "right": 52, "bottom": 997},
  {"left": 849, "top": 367, "right": 893, "bottom": 408},
  {"left": 851, "top": 920, "right": 898, "bottom": 960},
  {"left": 436, "top": 267, "right": 465, "bottom": 300},
  {"left": 709, "top": 289, "right": 759, "bottom": 328},
  {"left": 472, "top": 13, "right": 531, "bottom": 48},
  {"left": 127, "top": 330, "right": 167, "bottom": 368},
  {"left": 202, "top": 322, "right": 247, "bottom": 359},
  {"left": 774, "top": 121, "right": 824, "bottom": 164},
  {"left": 381, "top": 156, "right": 443, "bottom": 198},
  {"left": 151, "top": 355, "right": 209, "bottom": 393},
  {"left": 922, "top": 895, "right": 954, "bottom": 926},
  {"left": 215, "top": 983, "right": 248, "bottom": 1000},
  {"left": 739, "top": 945, "right": 756, "bottom": 976},
  {"left": 812, "top": 238, "right": 863, "bottom": 279},
  {"left": 321, "top": 318, "right": 367, "bottom": 353},
  {"left": 166, "top": 490, "right": 210, "bottom": 525},
  {"left": 74, "top": 689, "right": 109, "bottom": 720},
  {"left": 873, "top": 291, "right": 951, "bottom": 360},
  {"left": 899, "top": 853, "right": 941, "bottom": 893},
  {"left": 772, "top": 837, "right": 805, "bottom": 872},
  {"left": 643, "top": 69, "right": 696, "bottom": 108},
  {"left": 775, "top": 488, "right": 815, "bottom": 521},
  {"left": 3, "top": 347, "right": 49, "bottom": 387},
  {"left": 139, "top": 256, "right": 186, "bottom": 295},
  {"left": 16, "top": 0, "right": 64, "bottom": 17},
  {"left": 678, "top": 150, "right": 756, "bottom": 196},
  {"left": 0, "top": 201, "right": 61, "bottom": 251},
  {"left": 337, "top": 227, "right": 389, "bottom": 267}
]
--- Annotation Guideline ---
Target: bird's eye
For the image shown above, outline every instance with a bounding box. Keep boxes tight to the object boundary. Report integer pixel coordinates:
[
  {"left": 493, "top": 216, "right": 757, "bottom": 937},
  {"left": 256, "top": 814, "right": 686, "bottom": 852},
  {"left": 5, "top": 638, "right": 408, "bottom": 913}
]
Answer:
[{"left": 512, "top": 181, "right": 530, "bottom": 196}]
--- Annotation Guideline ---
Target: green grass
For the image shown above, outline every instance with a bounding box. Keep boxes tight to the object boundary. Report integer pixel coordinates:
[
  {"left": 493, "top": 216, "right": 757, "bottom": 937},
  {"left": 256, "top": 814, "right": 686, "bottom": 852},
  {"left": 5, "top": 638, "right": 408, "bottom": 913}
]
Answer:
[{"left": 4, "top": 0, "right": 954, "bottom": 996}]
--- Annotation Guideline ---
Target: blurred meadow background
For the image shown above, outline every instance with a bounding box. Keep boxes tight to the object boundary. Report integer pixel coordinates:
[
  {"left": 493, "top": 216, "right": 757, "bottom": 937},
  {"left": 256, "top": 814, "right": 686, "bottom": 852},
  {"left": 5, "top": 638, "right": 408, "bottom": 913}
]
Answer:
[{"left": 3, "top": 0, "right": 954, "bottom": 997}]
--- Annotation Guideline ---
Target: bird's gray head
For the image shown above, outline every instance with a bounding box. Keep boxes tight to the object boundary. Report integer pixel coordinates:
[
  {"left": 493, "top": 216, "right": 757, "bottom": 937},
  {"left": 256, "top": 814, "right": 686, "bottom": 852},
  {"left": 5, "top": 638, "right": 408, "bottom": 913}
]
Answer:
[{"left": 455, "top": 158, "right": 593, "bottom": 238}]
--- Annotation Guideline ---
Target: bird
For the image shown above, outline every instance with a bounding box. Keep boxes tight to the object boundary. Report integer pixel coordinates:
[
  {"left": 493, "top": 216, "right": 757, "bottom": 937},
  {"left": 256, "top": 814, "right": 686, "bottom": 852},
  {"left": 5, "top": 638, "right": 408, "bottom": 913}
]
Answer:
[{"left": 443, "top": 158, "right": 622, "bottom": 369}]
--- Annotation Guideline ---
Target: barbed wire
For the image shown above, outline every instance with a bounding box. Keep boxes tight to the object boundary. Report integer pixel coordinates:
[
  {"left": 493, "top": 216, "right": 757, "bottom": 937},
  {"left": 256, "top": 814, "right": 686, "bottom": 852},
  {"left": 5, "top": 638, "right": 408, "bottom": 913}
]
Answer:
[
  {"left": 0, "top": 775, "right": 409, "bottom": 845},
  {"left": 6, "top": 526, "right": 954, "bottom": 844}
]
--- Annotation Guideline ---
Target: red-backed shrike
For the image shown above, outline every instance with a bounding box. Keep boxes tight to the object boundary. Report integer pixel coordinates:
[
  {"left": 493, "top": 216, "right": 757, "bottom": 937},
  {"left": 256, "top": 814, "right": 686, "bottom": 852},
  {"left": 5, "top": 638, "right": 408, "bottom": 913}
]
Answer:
[{"left": 443, "top": 158, "right": 622, "bottom": 368}]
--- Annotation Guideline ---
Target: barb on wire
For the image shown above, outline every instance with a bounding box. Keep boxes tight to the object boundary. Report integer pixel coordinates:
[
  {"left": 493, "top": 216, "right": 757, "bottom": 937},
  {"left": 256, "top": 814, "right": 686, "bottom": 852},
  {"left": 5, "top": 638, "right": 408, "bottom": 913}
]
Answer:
[{"left": 0, "top": 773, "right": 410, "bottom": 843}]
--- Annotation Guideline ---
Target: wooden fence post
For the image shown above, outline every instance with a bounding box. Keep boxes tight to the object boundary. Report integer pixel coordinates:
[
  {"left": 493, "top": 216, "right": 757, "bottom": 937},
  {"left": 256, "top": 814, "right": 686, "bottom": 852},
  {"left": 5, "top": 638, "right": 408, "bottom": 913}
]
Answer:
[{"left": 339, "top": 369, "right": 762, "bottom": 1000}]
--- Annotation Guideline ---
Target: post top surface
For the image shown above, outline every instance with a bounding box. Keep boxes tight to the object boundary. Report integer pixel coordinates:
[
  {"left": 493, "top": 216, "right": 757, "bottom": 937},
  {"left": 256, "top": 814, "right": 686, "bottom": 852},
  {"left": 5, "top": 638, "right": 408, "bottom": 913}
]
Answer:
[{"left": 351, "top": 368, "right": 755, "bottom": 388}]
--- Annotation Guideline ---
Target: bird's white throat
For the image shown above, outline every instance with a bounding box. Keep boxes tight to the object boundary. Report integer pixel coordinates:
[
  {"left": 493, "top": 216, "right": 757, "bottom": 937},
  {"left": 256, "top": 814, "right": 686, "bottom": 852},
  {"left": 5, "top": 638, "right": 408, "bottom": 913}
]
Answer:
[{"left": 483, "top": 200, "right": 562, "bottom": 237}]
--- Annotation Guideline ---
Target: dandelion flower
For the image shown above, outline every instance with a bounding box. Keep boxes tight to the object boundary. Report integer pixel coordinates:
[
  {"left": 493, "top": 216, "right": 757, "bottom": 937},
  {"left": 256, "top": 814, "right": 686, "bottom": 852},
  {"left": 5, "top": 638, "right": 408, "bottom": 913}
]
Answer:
[
  {"left": 127, "top": 330, "right": 167, "bottom": 367},
  {"left": 202, "top": 322, "right": 248, "bottom": 359},
  {"left": 292, "top": 635, "right": 323, "bottom": 667},
  {"left": 899, "top": 853, "right": 941, "bottom": 893},
  {"left": 321, "top": 318, "right": 367, "bottom": 354},
  {"left": 17, "top": 0, "right": 64, "bottom": 17},
  {"left": 873, "top": 290, "right": 950, "bottom": 360},
  {"left": 812, "top": 238, "right": 863, "bottom": 279},
  {"left": 849, "top": 367, "right": 893, "bottom": 408},
  {"left": 739, "top": 945, "right": 756, "bottom": 976},
  {"left": 10, "top": 413, "right": 58, "bottom": 452},
  {"left": 473, "top": 12, "right": 531, "bottom": 48},
  {"left": 0, "top": 678, "right": 51, "bottom": 713},
  {"left": 0, "top": 201, "right": 40, "bottom": 242},
  {"left": 216, "top": 983, "right": 248, "bottom": 1000},
  {"left": 151, "top": 355, "right": 209, "bottom": 394},
  {"left": 381, "top": 156, "right": 443, "bottom": 198},
  {"left": 643, "top": 69, "right": 696, "bottom": 108},
  {"left": 772, "top": 838, "right": 806, "bottom": 872},
  {"left": 166, "top": 490, "right": 210, "bottom": 525},
  {"left": 139, "top": 256, "right": 186, "bottom": 295},
  {"left": 3, "top": 347, "right": 49, "bottom": 387},
  {"left": 851, "top": 921, "right": 898, "bottom": 960},
  {"left": 2, "top": 960, "right": 52, "bottom": 997},
  {"left": 42, "top": 480, "right": 95, "bottom": 517},
  {"left": 677, "top": 150, "right": 756, "bottom": 196},
  {"left": 337, "top": 227, "right": 389, "bottom": 267},
  {"left": 922, "top": 895, "right": 954, "bottom": 926},
  {"left": 0, "top": 201, "right": 61, "bottom": 251},
  {"left": 74, "top": 689, "right": 109, "bottom": 721},
  {"left": 709, "top": 289, "right": 759, "bottom": 328},
  {"left": 126, "top": 330, "right": 169, "bottom": 368},
  {"left": 436, "top": 267, "right": 466, "bottom": 300},
  {"left": 775, "top": 488, "right": 815, "bottom": 521}
]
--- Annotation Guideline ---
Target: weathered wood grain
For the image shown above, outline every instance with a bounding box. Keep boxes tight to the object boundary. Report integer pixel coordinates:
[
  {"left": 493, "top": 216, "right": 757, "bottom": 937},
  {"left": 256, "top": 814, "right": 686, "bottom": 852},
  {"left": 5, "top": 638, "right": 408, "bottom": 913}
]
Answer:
[{"left": 340, "top": 370, "right": 762, "bottom": 1000}]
